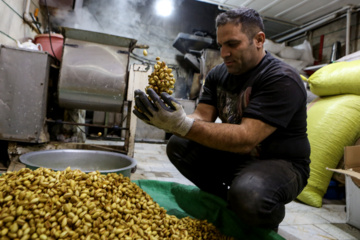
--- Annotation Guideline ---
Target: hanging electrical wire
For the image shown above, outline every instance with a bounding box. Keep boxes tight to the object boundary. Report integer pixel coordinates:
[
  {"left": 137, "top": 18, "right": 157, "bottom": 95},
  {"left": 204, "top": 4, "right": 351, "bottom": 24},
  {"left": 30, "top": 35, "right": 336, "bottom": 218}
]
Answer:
[{"left": 43, "top": 0, "right": 61, "bottom": 64}]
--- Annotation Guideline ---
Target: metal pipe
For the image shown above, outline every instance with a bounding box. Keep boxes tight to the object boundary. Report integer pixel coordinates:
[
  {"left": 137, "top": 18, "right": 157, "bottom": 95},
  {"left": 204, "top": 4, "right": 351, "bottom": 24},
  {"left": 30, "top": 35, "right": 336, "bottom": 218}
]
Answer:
[
  {"left": 274, "top": 5, "right": 355, "bottom": 43},
  {"left": 270, "top": 6, "right": 346, "bottom": 40},
  {"left": 23, "top": 0, "right": 41, "bottom": 34},
  {"left": 46, "top": 119, "right": 129, "bottom": 130},
  {"left": 269, "top": 25, "right": 300, "bottom": 40},
  {"left": 346, "top": 6, "right": 352, "bottom": 55},
  {"left": 275, "top": 15, "right": 336, "bottom": 42},
  {"left": 23, "top": 0, "right": 32, "bottom": 22}
]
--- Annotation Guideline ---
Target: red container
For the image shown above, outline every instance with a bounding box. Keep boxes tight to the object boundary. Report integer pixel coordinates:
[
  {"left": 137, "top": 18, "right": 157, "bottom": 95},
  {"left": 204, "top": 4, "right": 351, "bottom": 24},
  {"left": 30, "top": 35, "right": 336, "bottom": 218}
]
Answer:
[{"left": 34, "top": 33, "right": 64, "bottom": 60}]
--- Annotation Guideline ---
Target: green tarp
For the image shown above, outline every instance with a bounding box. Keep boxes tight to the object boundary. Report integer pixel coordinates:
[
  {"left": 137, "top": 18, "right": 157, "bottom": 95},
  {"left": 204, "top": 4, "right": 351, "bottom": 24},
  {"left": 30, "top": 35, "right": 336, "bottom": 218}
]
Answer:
[{"left": 133, "top": 179, "right": 285, "bottom": 240}]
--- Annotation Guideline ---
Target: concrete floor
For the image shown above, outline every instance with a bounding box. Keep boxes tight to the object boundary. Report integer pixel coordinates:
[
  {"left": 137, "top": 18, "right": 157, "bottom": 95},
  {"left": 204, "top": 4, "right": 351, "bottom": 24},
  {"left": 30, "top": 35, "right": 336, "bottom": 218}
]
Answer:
[
  {"left": 3, "top": 141, "right": 360, "bottom": 240},
  {"left": 131, "top": 142, "right": 360, "bottom": 240}
]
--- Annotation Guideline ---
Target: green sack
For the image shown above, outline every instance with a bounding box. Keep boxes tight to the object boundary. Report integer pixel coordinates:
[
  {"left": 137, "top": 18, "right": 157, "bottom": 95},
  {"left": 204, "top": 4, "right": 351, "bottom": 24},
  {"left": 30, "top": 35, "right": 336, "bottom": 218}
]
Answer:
[
  {"left": 307, "top": 60, "right": 360, "bottom": 96},
  {"left": 297, "top": 94, "right": 360, "bottom": 207},
  {"left": 133, "top": 179, "right": 285, "bottom": 240}
]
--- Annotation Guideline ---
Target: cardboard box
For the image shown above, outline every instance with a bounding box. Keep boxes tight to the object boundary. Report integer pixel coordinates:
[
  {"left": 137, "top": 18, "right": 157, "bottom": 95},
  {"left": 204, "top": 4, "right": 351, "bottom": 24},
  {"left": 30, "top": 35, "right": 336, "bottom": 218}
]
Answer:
[{"left": 328, "top": 144, "right": 360, "bottom": 229}]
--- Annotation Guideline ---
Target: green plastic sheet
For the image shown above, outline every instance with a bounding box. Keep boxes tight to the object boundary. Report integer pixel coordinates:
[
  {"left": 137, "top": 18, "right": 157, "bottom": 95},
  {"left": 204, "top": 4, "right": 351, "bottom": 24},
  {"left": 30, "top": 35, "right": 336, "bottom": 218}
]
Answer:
[{"left": 133, "top": 179, "right": 285, "bottom": 240}]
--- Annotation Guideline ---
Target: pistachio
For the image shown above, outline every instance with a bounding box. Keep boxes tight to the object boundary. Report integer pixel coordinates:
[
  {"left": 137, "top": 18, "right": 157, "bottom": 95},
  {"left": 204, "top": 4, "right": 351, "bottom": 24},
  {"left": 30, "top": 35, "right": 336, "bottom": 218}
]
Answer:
[
  {"left": 0, "top": 168, "right": 233, "bottom": 240},
  {"left": 144, "top": 57, "right": 176, "bottom": 96}
]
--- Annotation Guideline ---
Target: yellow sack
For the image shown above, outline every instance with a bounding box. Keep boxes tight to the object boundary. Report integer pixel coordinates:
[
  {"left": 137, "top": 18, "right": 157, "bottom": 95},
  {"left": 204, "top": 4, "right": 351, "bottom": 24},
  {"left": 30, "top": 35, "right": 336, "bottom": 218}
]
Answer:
[
  {"left": 297, "top": 94, "right": 360, "bottom": 207},
  {"left": 307, "top": 60, "right": 360, "bottom": 96}
]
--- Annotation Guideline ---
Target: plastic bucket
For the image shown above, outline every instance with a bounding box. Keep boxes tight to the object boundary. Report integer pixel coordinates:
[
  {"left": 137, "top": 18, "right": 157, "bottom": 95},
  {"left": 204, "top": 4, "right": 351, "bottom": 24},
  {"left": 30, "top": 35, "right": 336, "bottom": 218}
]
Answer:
[{"left": 34, "top": 33, "right": 64, "bottom": 60}]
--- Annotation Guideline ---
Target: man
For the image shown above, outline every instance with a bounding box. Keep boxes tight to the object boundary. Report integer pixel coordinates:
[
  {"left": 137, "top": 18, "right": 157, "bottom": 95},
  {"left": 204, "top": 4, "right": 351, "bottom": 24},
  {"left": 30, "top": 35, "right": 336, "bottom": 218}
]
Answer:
[{"left": 133, "top": 7, "right": 310, "bottom": 231}]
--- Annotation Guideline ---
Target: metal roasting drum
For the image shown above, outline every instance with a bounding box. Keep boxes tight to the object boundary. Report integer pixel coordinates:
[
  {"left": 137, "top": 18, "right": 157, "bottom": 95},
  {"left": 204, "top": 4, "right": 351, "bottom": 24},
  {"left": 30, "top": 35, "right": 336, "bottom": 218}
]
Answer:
[{"left": 58, "top": 27, "right": 138, "bottom": 112}]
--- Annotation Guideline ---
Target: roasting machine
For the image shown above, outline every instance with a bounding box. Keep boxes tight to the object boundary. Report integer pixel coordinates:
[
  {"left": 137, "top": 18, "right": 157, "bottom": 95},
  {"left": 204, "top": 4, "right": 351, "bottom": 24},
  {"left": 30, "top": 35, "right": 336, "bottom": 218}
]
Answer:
[{"left": 0, "top": 27, "right": 151, "bottom": 169}]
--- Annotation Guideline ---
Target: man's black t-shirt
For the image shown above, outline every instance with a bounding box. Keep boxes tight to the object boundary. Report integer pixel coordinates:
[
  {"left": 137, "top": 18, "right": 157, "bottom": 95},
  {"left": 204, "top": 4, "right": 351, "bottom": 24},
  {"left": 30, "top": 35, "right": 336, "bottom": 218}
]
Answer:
[{"left": 199, "top": 52, "right": 310, "bottom": 164}]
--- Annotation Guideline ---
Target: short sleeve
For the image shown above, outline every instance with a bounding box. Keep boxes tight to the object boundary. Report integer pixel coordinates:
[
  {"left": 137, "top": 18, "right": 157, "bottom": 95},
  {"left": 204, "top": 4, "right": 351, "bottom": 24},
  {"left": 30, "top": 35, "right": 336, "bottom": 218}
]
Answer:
[{"left": 243, "top": 74, "right": 306, "bottom": 128}]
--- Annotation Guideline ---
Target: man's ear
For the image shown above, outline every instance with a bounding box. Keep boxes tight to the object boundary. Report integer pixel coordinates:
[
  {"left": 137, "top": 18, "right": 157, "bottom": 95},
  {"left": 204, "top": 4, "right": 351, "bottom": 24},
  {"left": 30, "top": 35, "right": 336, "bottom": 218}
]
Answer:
[{"left": 254, "top": 31, "right": 265, "bottom": 48}]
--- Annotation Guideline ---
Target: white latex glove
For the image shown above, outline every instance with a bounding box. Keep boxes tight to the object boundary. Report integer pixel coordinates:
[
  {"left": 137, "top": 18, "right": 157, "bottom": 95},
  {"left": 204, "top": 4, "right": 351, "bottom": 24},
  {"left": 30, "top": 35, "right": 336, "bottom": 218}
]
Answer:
[{"left": 133, "top": 88, "right": 194, "bottom": 137}]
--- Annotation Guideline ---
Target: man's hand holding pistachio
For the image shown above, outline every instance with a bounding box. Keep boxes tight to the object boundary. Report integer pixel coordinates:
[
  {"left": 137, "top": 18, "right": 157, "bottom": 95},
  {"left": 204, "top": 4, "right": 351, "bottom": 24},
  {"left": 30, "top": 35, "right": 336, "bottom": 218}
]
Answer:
[{"left": 133, "top": 88, "right": 194, "bottom": 137}]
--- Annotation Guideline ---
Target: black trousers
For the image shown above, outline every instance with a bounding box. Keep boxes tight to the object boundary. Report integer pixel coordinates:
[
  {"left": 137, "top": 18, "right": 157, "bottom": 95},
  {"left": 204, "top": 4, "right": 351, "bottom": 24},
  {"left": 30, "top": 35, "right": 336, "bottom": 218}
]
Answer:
[{"left": 166, "top": 135, "right": 310, "bottom": 229}]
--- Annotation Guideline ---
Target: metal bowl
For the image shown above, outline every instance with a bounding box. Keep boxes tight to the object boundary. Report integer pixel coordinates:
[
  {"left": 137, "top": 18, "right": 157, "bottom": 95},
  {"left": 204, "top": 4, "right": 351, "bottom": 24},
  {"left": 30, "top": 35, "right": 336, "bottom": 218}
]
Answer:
[{"left": 19, "top": 149, "right": 137, "bottom": 177}]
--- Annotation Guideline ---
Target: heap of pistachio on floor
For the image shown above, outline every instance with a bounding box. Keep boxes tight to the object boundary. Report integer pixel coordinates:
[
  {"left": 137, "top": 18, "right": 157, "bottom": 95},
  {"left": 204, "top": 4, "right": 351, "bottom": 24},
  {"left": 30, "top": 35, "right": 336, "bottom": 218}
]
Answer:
[{"left": 0, "top": 167, "right": 234, "bottom": 240}]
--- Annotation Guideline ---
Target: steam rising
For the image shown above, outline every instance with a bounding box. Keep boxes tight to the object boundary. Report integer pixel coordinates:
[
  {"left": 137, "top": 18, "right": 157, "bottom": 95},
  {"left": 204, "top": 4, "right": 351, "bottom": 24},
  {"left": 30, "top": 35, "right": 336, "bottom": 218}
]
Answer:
[
  {"left": 54, "top": 0, "right": 147, "bottom": 39},
  {"left": 53, "top": 0, "right": 184, "bottom": 41},
  {"left": 50, "top": 0, "right": 218, "bottom": 99},
  {"left": 51, "top": 0, "right": 218, "bottom": 75}
]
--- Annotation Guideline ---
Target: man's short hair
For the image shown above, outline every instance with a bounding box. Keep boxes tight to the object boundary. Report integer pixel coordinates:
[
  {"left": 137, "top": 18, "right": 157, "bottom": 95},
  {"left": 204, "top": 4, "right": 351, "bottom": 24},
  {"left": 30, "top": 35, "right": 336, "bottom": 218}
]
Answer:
[{"left": 215, "top": 7, "right": 265, "bottom": 40}]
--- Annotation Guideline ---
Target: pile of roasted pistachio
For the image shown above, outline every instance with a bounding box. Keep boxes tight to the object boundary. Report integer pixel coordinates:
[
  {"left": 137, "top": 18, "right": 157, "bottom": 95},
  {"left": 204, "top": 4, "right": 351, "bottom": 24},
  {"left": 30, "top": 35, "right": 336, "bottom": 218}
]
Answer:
[
  {"left": 145, "top": 57, "right": 175, "bottom": 96},
  {"left": 0, "top": 167, "right": 234, "bottom": 240}
]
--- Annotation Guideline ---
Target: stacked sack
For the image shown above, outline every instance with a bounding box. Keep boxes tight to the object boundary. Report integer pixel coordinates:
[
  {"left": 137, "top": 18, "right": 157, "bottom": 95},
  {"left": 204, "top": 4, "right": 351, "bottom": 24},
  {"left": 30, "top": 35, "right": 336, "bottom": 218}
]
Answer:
[
  {"left": 264, "top": 39, "right": 315, "bottom": 74},
  {"left": 297, "top": 60, "right": 360, "bottom": 207}
]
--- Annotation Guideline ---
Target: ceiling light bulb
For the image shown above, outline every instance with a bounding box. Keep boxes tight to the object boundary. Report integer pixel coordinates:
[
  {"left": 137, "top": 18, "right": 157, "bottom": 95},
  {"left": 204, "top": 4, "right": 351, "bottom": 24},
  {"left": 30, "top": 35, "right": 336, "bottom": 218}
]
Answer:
[{"left": 155, "top": 0, "right": 173, "bottom": 17}]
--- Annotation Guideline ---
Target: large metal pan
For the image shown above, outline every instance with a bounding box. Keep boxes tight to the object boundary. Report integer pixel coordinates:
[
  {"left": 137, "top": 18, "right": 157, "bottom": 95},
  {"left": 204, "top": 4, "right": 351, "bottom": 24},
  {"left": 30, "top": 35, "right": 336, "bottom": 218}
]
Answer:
[{"left": 19, "top": 149, "right": 137, "bottom": 178}]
